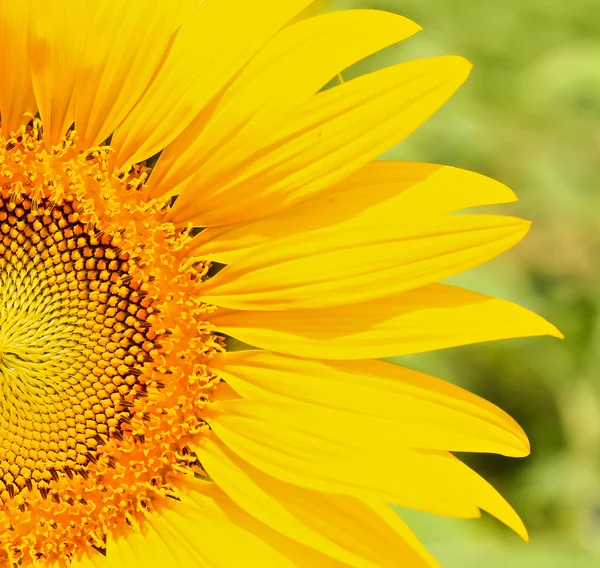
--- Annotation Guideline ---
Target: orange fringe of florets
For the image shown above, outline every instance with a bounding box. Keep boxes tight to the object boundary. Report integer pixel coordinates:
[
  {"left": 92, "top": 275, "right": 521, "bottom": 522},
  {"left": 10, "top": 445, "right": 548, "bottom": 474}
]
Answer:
[{"left": 0, "top": 121, "right": 224, "bottom": 566}]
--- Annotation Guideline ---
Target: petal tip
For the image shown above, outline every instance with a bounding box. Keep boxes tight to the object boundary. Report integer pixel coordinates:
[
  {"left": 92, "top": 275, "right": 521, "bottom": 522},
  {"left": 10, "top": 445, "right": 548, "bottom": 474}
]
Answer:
[
  {"left": 539, "top": 319, "right": 564, "bottom": 340},
  {"left": 444, "top": 55, "right": 473, "bottom": 78},
  {"left": 517, "top": 521, "right": 530, "bottom": 542},
  {"left": 535, "top": 315, "right": 564, "bottom": 339}
]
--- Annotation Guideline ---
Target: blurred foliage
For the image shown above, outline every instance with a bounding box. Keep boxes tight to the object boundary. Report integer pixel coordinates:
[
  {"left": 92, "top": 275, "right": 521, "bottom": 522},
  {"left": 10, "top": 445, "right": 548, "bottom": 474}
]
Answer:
[{"left": 325, "top": 0, "right": 600, "bottom": 565}]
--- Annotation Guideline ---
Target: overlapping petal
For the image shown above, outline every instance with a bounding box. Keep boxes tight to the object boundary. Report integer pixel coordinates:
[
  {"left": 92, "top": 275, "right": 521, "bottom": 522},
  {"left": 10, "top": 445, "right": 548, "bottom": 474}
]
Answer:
[
  {"left": 0, "top": 3, "right": 36, "bottom": 134},
  {"left": 28, "top": 0, "right": 93, "bottom": 144},
  {"left": 177, "top": 477, "right": 363, "bottom": 567},
  {"left": 187, "top": 161, "right": 518, "bottom": 264},
  {"left": 148, "top": 9, "right": 421, "bottom": 198},
  {"left": 166, "top": 55, "right": 472, "bottom": 227},
  {"left": 211, "top": 350, "right": 529, "bottom": 456},
  {"left": 73, "top": 0, "right": 191, "bottom": 148},
  {"left": 200, "top": 214, "right": 530, "bottom": 310},
  {"left": 107, "top": 480, "right": 296, "bottom": 567},
  {"left": 111, "top": 0, "right": 316, "bottom": 166},
  {"left": 196, "top": 435, "right": 439, "bottom": 567},
  {"left": 201, "top": 406, "right": 528, "bottom": 539},
  {"left": 210, "top": 283, "right": 562, "bottom": 359},
  {"left": 71, "top": 551, "right": 108, "bottom": 568}
]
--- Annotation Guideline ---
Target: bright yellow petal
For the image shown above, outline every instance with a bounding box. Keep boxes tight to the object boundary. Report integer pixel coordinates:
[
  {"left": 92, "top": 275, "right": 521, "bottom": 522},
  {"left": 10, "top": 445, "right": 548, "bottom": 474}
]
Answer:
[
  {"left": 366, "top": 499, "right": 441, "bottom": 567},
  {"left": 201, "top": 407, "right": 527, "bottom": 538},
  {"left": 167, "top": 55, "right": 472, "bottom": 227},
  {"left": 111, "top": 0, "right": 316, "bottom": 167},
  {"left": 108, "top": 485, "right": 295, "bottom": 567},
  {"left": 148, "top": 9, "right": 421, "bottom": 198},
  {"left": 210, "top": 283, "right": 562, "bottom": 359},
  {"left": 28, "top": 0, "right": 95, "bottom": 145},
  {"left": 200, "top": 214, "right": 530, "bottom": 310},
  {"left": 196, "top": 435, "right": 439, "bottom": 568},
  {"left": 211, "top": 350, "right": 529, "bottom": 456},
  {"left": 70, "top": 550, "right": 108, "bottom": 568},
  {"left": 0, "top": 3, "right": 36, "bottom": 134},
  {"left": 178, "top": 476, "right": 355, "bottom": 567},
  {"left": 73, "top": 1, "right": 190, "bottom": 148},
  {"left": 188, "top": 161, "right": 518, "bottom": 264}
]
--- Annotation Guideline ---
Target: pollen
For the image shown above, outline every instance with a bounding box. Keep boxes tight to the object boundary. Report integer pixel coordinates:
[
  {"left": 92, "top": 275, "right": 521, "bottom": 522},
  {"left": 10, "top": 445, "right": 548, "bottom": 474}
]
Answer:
[{"left": 0, "top": 121, "right": 224, "bottom": 566}]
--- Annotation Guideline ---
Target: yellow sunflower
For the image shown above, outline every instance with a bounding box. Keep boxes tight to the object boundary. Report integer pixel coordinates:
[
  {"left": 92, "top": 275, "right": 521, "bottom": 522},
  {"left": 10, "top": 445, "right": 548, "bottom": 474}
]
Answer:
[{"left": 0, "top": 1, "right": 561, "bottom": 567}]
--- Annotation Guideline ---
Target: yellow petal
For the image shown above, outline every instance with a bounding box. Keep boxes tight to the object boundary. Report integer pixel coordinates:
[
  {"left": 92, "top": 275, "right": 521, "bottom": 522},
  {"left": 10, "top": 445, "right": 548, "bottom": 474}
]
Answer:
[
  {"left": 28, "top": 0, "right": 95, "bottom": 145},
  {"left": 73, "top": 1, "right": 190, "bottom": 148},
  {"left": 167, "top": 55, "right": 472, "bottom": 227},
  {"left": 188, "top": 161, "right": 518, "bottom": 264},
  {"left": 108, "top": 483, "right": 294, "bottom": 567},
  {"left": 366, "top": 499, "right": 441, "bottom": 567},
  {"left": 70, "top": 550, "right": 108, "bottom": 568},
  {"left": 0, "top": 3, "right": 36, "bottom": 134},
  {"left": 111, "top": 0, "right": 315, "bottom": 167},
  {"left": 178, "top": 476, "right": 352, "bottom": 567},
  {"left": 196, "top": 435, "right": 439, "bottom": 568},
  {"left": 200, "top": 214, "right": 530, "bottom": 310},
  {"left": 211, "top": 350, "right": 529, "bottom": 456},
  {"left": 210, "top": 283, "right": 562, "bottom": 359},
  {"left": 202, "top": 403, "right": 527, "bottom": 538},
  {"left": 148, "top": 9, "right": 421, "bottom": 198}
]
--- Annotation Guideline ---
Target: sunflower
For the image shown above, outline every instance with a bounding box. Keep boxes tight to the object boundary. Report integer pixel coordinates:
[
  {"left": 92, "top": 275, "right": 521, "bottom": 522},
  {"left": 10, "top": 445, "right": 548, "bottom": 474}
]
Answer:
[{"left": 0, "top": 1, "right": 561, "bottom": 567}]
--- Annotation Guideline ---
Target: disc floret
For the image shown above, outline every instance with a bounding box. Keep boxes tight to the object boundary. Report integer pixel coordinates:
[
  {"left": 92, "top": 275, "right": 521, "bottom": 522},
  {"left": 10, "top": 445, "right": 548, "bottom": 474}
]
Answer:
[{"left": 0, "top": 122, "right": 223, "bottom": 566}]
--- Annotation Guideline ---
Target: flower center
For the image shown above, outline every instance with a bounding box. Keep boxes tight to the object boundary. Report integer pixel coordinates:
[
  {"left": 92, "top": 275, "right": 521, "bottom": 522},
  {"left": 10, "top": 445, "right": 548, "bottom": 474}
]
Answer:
[
  {"left": 0, "top": 122, "right": 222, "bottom": 566},
  {"left": 0, "top": 193, "right": 154, "bottom": 502}
]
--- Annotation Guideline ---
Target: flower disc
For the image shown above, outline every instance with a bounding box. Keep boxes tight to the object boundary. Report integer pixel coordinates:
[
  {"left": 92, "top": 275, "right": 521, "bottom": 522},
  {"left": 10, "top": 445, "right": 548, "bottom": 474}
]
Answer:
[{"left": 0, "top": 123, "right": 221, "bottom": 565}]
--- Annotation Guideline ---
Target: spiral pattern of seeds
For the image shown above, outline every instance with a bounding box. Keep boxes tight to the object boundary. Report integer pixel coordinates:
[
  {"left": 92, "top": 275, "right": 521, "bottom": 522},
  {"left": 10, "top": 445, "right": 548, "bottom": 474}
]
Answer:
[{"left": 0, "top": 193, "right": 156, "bottom": 502}]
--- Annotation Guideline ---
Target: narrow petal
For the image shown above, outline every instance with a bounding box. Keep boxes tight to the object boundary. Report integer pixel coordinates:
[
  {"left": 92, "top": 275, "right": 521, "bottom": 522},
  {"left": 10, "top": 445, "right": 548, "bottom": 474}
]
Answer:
[
  {"left": 107, "top": 482, "right": 295, "bottom": 567},
  {"left": 210, "top": 283, "right": 562, "bottom": 359},
  {"left": 211, "top": 350, "right": 529, "bottom": 456},
  {"left": 178, "top": 477, "right": 358, "bottom": 567},
  {"left": 28, "top": 0, "right": 94, "bottom": 144},
  {"left": 188, "top": 161, "right": 518, "bottom": 264},
  {"left": 200, "top": 214, "right": 530, "bottom": 310},
  {"left": 74, "top": 550, "right": 109, "bottom": 568},
  {"left": 196, "top": 435, "right": 439, "bottom": 567},
  {"left": 203, "top": 403, "right": 471, "bottom": 517},
  {"left": 73, "top": 1, "right": 190, "bottom": 148},
  {"left": 167, "top": 56, "right": 472, "bottom": 227},
  {"left": 202, "top": 405, "right": 527, "bottom": 538},
  {"left": 71, "top": 551, "right": 108, "bottom": 568},
  {"left": 148, "top": 9, "right": 421, "bottom": 197},
  {"left": 111, "top": 0, "right": 316, "bottom": 167},
  {"left": 0, "top": 3, "right": 36, "bottom": 133}
]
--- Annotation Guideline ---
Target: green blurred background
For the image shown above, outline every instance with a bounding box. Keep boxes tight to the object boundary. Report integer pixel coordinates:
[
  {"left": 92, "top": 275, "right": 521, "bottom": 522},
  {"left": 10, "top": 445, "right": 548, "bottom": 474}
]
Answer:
[{"left": 322, "top": 0, "right": 600, "bottom": 565}]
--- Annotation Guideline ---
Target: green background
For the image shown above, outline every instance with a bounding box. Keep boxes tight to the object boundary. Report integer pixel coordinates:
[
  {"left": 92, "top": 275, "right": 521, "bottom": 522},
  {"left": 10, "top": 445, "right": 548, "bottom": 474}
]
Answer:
[{"left": 322, "top": 0, "right": 600, "bottom": 565}]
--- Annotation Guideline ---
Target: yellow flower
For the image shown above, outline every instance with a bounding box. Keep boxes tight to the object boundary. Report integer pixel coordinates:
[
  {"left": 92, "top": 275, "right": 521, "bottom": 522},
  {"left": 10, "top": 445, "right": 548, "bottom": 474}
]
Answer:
[{"left": 0, "top": 1, "right": 561, "bottom": 567}]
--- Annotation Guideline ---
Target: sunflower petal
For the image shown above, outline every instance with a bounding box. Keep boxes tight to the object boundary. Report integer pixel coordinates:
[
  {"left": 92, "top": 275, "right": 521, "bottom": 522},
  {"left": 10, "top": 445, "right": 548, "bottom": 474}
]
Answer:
[
  {"left": 202, "top": 403, "right": 527, "bottom": 538},
  {"left": 0, "top": 3, "right": 36, "bottom": 134},
  {"left": 111, "top": 0, "right": 316, "bottom": 167},
  {"left": 148, "top": 9, "right": 421, "bottom": 197},
  {"left": 70, "top": 551, "right": 108, "bottom": 568},
  {"left": 200, "top": 214, "right": 530, "bottom": 310},
  {"left": 211, "top": 350, "right": 529, "bottom": 456},
  {"left": 28, "top": 0, "right": 94, "bottom": 144},
  {"left": 196, "top": 435, "right": 439, "bottom": 567},
  {"left": 107, "top": 483, "right": 294, "bottom": 567},
  {"left": 73, "top": 1, "right": 190, "bottom": 148},
  {"left": 178, "top": 477, "right": 352, "bottom": 567},
  {"left": 188, "top": 161, "right": 518, "bottom": 264},
  {"left": 210, "top": 283, "right": 562, "bottom": 359},
  {"left": 167, "top": 55, "right": 472, "bottom": 227}
]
